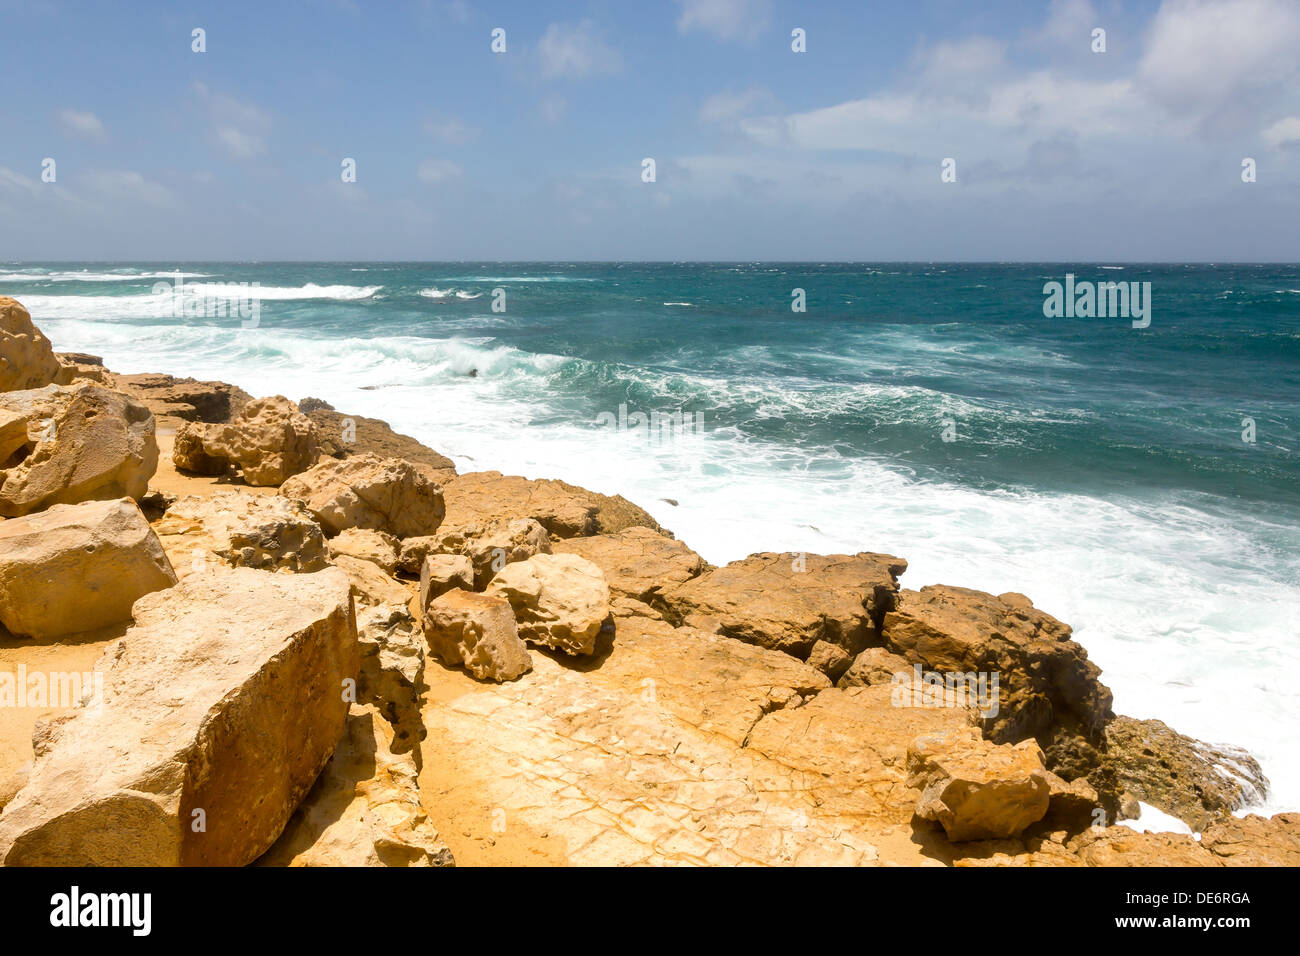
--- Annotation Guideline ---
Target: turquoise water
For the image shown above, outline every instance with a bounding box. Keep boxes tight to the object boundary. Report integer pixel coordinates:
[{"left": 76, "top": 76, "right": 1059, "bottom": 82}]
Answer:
[{"left": 7, "top": 261, "right": 1299, "bottom": 812}]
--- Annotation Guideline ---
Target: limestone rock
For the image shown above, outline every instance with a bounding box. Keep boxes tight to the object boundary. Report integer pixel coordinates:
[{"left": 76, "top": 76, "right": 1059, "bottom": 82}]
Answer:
[
  {"left": 837, "top": 646, "right": 912, "bottom": 688},
  {"left": 154, "top": 492, "right": 328, "bottom": 577},
  {"left": 442, "top": 470, "right": 666, "bottom": 538},
  {"left": 1101, "top": 716, "right": 1269, "bottom": 831},
  {"left": 552, "top": 526, "right": 704, "bottom": 601},
  {"left": 113, "top": 372, "right": 252, "bottom": 424},
  {"left": 906, "top": 726, "right": 1051, "bottom": 842},
  {"left": 1201, "top": 813, "right": 1300, "bottom": 866},
  {"left": 419, "top": 553, "right": 474, "bottom": 610},
  {"left": 0, "top": 566, "right": 357, "bottom": 866},
  {"left": 423, "top": 589, "right": 532, "bottom": 683},
  {"left": 0, "top": 498, "right": 176, "bottom": 639},
  {"left": 656, "top": 551, "right": 907, "bottom": 659},
  {"left": 356, "top": 604, "right": 426, "bottom": 758},
  {"left": 883, "top": 586, "right": 1113, "bottom": 785},
  {"left": 303, "top": 405, "right": 457, "bottom": 481},
  {"left": 173, "top": 395, "right": 319, "bottom": 486},
  {"left": 258, "top": 704, "right": 453, "bottom": 867},
  {"left": 806, "top": 640, "right": 853, "bottom": 682},
  {"left": 1069, "top": 826, "right": 1219, "bottom": 867},
  {"left": 401, "top": 517, "right": 550, "bottom": 587},
  {"left": 329, "top": 528, "right": 400, "bottom": 574},
  {"left": 0, "top": 383, "right": 158, "bottom": 516},
  {"left": 0, "top": 297, "right": 65, "bottom": 392},
  {"left": 484, "top": 552, "right": 611, "bottom": 656},
  {"left": 333, "top": 555, "right": 412, "bottom": 608},
  {"left": 280, "top": 454, "right": 445, "bottom": 539}
]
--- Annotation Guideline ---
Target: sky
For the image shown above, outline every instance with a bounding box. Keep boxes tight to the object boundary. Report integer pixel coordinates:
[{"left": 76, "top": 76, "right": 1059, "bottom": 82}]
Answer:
[{"left": 1, "top": 0, "right": 1298, "bottom": 261}]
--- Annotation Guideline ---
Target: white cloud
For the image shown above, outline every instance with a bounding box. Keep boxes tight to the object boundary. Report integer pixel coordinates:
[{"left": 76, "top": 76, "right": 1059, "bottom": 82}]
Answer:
[
  {"left": 1138, "top": 0, "right": 1300, "bottom": 132},
  {"left": 699, "top": 87, "right": 775, "bottom": 125},
  {"left": 538, "top": 20, "right": 621, "bottom": 79},
  {"left": 1262, "top": 116, "right": 1300, "bottom": 147},
  {"left": 418, "top": 159, "right": 463, "bottom": 183},
  {"left": 676, "top": 0, "right": 771, "bottom": 43},
  {"left": 57, "top": 109, "right": 106, "bottom": 141},
  {"left": 194, "top": 83, "right": 271, "bottom": 160},
  {"left": 83, "top": 170, "right": 176, "bottom": 209},
  {"left": 425, "top": 114, "right": 480, "bottom": 145},
  {"left": 539, "top": 95, "right": 568, "bottom": 125}
]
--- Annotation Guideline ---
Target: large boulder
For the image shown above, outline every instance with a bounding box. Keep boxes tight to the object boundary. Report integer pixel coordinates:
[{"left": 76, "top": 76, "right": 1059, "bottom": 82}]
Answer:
[
  {"left": 418, "top": 553, "right": 474, "bottom": 610},
  {"left": 0, "top": 498, "right": 176, "bottom": 639},
  {"left": 837, "top": 646, "right": 912, "bottom": 688},
  {"left": 258, "top": 704, "right": 453, "bottom": 867},
  {"left": 280, "top": 454, "right": 445, "bottom": 539},
  {"left": 301, "top": 403, "right": 457, "bottom": 481},
  {"left": 332, "top": 555, "right": 413, "bottom": 608},
  {"left": 882, "top": 586, "right": 1114, "bottom": 786},
  {"left": 484, "top": 552, "right": 611, "bottom": 656},
  {"left": 328, "top": 528, "right": 400, "bottom": 574},
  {"left": 442, "top": 470, "right": 667, "bottom": 538},
  {"left": 0, "top": 297, "right": 68, "bottom": 392},
  {"left": 114, "top": 372, "right": 252, "bottom": 424},
  {"left": 154, "top": 492, "right": 329, "bottom": 577},
  {"left": 173, "top": 395, "right": 319, "bottom": 486},
  {"left": 655, "top": 551, "right": 907, "bottom": 659},
  {"left": 1101, "top": 716, "right": 1269, "bottom": 831},
  {"left": 423, "top": 589, "right": 532, "bottom": 683},
  {"left": 552, "top": 526, "right": 705, "bottom": 602},
  {"left": 401, "top": 517, "right": 550, "bottom": 587},
  {"left": 906, "top": 726, "right": 1052, "bottom": 842},
  {"left": 0, "top": 566, "right": 357, "bottom": 866},
  {"left": 0, "top": 383, "right": 157, "bottom": 516}
]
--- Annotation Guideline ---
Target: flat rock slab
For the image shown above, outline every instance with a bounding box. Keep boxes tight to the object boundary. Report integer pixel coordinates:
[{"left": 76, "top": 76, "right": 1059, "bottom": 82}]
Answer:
[
  {"left": 552, "top": 526, "right": 705, "bottom": 602},
  {"left": 418, "top": 615, "right": 969, "bottom": 866},
  {"left": 656, "top": 551, "right": 907, "bottom": 659},
  {"left": 0, "top": 566, "right": 357, "bottom": 866}
]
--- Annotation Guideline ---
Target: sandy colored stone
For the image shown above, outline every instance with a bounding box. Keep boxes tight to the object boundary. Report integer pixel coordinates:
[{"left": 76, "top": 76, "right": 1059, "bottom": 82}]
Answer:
[
  {"left": 442, "top": 470, "right": 666, "bottom": 538},
  {"left": 883, "top": 586, "right": 1113, "bottom": 786},
  {"left": 356, "top": 604, "right": 425, "bottom": 758},
  {"left": 0, "top": 498, "right": 176, "bottom": 640},
  {"left": 173, "top": 395, "right": 319, "bottom": 486},
  {"left": 906, "top": 726, "right": 1051, "bottom": 842},
  {"left": 0, "top": 383, "right": 158, "bottom": 516},
  {"left": 401, "top": 517, "right": 550, "bottom": 588},
  {"left": 329, "top": 527, "right": 400, "bottom": 574},
  {"left": 258, "top": 704, "right": 453, "bottom": 867},
  {"left": 484, "top": 552, "right": 611, "bottom": 656},
  {"left": 418, "top": 617, "right": 964, "bottom": 866},
  {"left": 154, "top": 492, "right": 328, "bottom": 577},
  {"left": 656, "top": 551, "right": 907, "bottom": 659},
  {"left": 552, "top": 526, "right": 705, "bottom": 601},
  {"left": 280, "top": 453, "right": 445, "bottom": 539},
  {"left": 333, "top": 554, "right": 413, "bottom": 608},
  {"left": 423, "top": 589, "right": 531, "bottom": 683},
  {"left": 418, "top": 553, "right": 474, "bottom": 611},
  {"left": 1068, "top": 826, "right": 1220, "bottom": 867},
  {"left": 806, "top": 640, "right": 853, "bottom": 681},
  {"left": 114, "top": 372, "right": 252, "bottom": 425},
  {"left": 302, "top": 404, "right": 457, "bottom": 481},
  {"left": 0, "top": 566, "right": 357, "bottom": 866},
  {"left": 1200, "top": 812, "right": 1300, "bottom": 866},
  {"left": 837, "top": 646, "right": 912, "bottom": 688},
  {"left": 0, "top": 297, "right": 66, "bottom": 392}
]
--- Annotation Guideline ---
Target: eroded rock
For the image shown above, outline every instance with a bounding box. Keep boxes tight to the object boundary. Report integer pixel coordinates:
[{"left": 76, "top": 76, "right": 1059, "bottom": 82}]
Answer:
[
  {"left": 0, "top": 298, "right": 67, "bottom": 392},
  {"left": 552, "top": 526, "right": 704, "bottom": 602},
  {"left": 280, "top": 454, "right": 445, "bottom": 539},
  {"left": 423, "top": 589, "right": 531, "bottom": 683},
  {"left": 0, "top": 566, "right": 357, "bottom": 866},
  {"left": 0, "top": 498, "right": 176, "bottom": 639},
  {"left": 484, "top": 552, "right": 611, "bottom": 656},
  {"left": 173, "top": 395, "right": 319, "bottom": 486},
  {"left": 154, "top": 492, "right": 328, "bottom": 576}
]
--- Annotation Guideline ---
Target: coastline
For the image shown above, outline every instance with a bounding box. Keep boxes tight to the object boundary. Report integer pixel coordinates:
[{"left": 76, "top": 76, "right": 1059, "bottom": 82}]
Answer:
[{"left": 0, "top": 292, "right": 1295, "bottom": 867}]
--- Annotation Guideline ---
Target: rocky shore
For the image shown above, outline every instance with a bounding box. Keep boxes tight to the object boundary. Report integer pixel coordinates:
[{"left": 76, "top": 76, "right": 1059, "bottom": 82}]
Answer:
[{"left": 0, "top": 293, "right": 1295, "bottom": 867}]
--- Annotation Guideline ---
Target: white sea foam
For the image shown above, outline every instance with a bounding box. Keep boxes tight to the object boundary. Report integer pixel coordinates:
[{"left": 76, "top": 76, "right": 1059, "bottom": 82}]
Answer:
[{"left": 37, "top": 314, "right": 1300, "bottom": 817}]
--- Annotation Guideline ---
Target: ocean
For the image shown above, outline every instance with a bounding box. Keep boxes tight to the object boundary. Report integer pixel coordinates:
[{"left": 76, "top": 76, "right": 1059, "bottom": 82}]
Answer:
[{"left": 7, "top": 261, "right": 1299, "bottom": 813}]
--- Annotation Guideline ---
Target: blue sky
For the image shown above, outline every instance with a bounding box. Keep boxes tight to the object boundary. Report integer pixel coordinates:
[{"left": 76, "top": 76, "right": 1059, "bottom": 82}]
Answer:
[{"left": 1, "top": 0, "right": 1298, "bottom": 260}]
